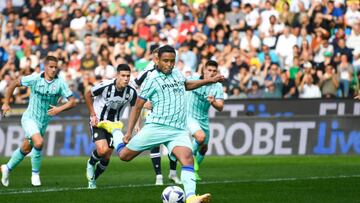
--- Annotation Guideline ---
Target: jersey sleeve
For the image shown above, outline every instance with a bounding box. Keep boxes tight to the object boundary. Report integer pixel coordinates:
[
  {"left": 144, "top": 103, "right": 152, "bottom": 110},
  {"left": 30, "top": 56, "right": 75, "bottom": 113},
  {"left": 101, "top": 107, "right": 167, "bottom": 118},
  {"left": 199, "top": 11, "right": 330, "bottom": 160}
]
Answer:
[
  {"left": 130, "top": 90, "right": 137, "bottom": 106},
  {"left": 20, "top": 73, "right": 39, "bottom": 87},
  {"left": 91, "top": 80, "right": 111, "bottom": 96},
  {"left": 60, "top": 80, "right": 73, "bottom": 98},
  {"left": 214, "top": 83, "right": 224, "bottom": 100},
  {"left": 139, "top": 77, "right": 155, "bottom": 101}
]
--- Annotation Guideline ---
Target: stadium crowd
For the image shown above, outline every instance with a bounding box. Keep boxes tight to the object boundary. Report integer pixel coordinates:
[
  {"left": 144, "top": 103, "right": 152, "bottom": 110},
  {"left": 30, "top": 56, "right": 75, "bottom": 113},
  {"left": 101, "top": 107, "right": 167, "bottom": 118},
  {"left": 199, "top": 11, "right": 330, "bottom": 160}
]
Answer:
[{"left": 0, "top": 0, "right": 359, "bottom": 103}]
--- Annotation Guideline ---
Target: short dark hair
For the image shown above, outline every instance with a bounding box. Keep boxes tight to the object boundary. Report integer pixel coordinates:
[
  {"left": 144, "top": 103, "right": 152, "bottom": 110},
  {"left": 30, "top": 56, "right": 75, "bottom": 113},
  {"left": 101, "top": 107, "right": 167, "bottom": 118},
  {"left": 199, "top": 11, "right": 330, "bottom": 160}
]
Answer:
[
  {"left": 158, "top": 45, "right": 176, "bottom": 58},
  {"left": 205, "top": 60, "right": 218, "bottom": 68},
  {"left": 45, "top": 55, "right": 58, "bottom": 64},
  {"left": 117, "top": 64, "right": 131, "bottom": 72}
]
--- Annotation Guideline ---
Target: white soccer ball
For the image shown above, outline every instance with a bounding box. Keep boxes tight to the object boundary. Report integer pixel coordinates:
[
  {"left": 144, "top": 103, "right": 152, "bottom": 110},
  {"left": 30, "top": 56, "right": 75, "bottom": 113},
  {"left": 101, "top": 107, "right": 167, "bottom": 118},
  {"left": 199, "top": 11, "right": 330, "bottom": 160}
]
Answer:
[{"left": 161, "top": 186, "right": 185, "bottom": 203}]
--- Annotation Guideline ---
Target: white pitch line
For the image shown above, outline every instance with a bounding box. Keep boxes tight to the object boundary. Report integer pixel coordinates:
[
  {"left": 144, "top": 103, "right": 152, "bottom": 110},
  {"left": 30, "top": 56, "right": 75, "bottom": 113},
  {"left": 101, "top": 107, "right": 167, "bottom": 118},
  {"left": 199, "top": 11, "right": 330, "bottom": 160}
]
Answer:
[{"left": 1, "top": 174, "right": 360, "bottom": 195}]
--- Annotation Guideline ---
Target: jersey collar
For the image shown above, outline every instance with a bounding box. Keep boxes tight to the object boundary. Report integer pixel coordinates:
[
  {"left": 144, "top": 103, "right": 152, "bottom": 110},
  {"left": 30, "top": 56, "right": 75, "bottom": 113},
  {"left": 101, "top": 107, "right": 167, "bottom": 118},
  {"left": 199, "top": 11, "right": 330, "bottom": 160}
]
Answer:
[{"left": 40, "top": 72, "right": 58, "bottom": 79}]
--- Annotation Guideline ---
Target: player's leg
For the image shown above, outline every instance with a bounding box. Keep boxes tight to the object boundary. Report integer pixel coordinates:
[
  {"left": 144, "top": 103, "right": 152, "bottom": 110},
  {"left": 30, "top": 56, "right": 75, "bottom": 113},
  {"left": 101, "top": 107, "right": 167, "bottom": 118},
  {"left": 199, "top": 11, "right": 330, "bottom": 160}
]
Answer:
[
  {"left": 168, "top": 154, "right": 181, "bottom": 184},
  {"left": 188, "top": 117, "right": 206, "bottom": 182},
  {"left": 172, "top": 146, "right": 211, "bottom": 203},
  {"left": 150, "top": 146, "right": 163, "bottom": 185},
  {"left": 167, "top": 128, "right": 210, "bottom": 203},
  {"left": 192, "top": 130, "right": 206, "bottom": 155},
  {"left": 87, "top": 127, "right": 112, "bottom": 189},
  {"left": 119, "top": 124, "right": 163, "bottom": 162},
  {"left": 30, "top": 133, "right": 44, "bottom": 187},
  {"left": 196, "top": 125, "right": 210, "bottom": 161},
  {"left": 1, "top": 138, "right": 32, "bottom": 187},
  {"left": 197, "top": 144, "right": 208, "bottom": 164},
  {"left": 87, "top": 139, "right": 111, "bottom": 189},
  {"left": 94, "top": 148, "right": 112, "bottom": 180}
]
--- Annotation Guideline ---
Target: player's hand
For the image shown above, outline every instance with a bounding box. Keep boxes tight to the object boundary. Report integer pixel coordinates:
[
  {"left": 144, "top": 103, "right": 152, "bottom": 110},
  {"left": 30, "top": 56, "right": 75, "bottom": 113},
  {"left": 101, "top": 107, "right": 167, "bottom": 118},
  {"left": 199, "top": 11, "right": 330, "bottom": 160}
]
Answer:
[
  {"left": 47, "top": 105, "right": 61, "bottom": 116},
  {"left": 144, "top": 101, "right": 153, "bottom": 110},
  {"left": 355, "top": 95, "right": 360, "bottom": 100},
  {"left": 90, "top": 115, "right": 98, "bottom": 126},
  {"left": 1, "top": 103, "right": 10, "bottom": 118},
  {"left": 207, "top": 95, "right": 215, "bottom": 104},
  {"left": 123, "top": 133, "right": 132, "bottom": 144},
  {"left": 212, "top": 74, "right": 225, "bottom": 83}
]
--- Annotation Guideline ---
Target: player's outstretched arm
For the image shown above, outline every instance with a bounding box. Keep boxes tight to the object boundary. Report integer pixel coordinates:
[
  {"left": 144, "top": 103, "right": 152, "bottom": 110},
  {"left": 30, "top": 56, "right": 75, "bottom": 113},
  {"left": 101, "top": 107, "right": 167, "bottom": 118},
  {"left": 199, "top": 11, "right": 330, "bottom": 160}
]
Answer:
[
  {"left": 185, "top": 74, "right": 224, "bottom": 91},
  {"left": 84, "top": 89, "right": 98, "bottom": 126},
  {"left": 47, "top": 96, "right": 76, "bottom": 116},
  {"left": 207, "top": 95, "right": 224, "bottom": 112},
  {"left": 1, "top": 78, "right": 21, "bottom": 116},
  {"left": 124, "top": 97, "right": 146, "bottom": 143}
]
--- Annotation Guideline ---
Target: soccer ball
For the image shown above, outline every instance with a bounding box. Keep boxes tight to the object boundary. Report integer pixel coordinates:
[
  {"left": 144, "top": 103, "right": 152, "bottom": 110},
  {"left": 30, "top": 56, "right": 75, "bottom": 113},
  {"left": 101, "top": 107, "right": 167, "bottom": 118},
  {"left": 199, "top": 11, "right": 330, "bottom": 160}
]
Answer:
[{"left": 161, "top": 186, "right": 185, "bottom": 203}]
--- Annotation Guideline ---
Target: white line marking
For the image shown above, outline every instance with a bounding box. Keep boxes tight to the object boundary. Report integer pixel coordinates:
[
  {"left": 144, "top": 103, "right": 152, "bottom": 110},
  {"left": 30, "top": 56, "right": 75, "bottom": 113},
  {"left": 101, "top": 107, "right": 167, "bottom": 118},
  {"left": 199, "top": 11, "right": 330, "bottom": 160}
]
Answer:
[{"left": 1, "top": 174, "right": 359, "bottom": 195}]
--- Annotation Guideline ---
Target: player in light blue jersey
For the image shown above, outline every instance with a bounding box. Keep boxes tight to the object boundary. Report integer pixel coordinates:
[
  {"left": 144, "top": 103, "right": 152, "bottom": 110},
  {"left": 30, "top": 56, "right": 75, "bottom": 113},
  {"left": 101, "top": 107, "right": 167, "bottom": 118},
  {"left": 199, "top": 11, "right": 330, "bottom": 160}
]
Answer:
[
  {"left": 1, "top": 56, "right": 76, "bottom": 187},
  {"left": 105, "top": 45, "right": 223, "bottom": 203},
  {"left": 134, "top": 47, "right": 181, "bottom": 185},
  {"left": 187, "top": 60, "right": 224, "bottom": 181}
]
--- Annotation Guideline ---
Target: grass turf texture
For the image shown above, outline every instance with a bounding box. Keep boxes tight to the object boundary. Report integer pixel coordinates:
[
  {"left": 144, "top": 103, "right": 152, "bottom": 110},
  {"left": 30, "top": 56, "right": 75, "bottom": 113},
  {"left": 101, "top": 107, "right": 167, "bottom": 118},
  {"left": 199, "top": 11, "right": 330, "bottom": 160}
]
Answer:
[{"left": 0, "top": 156, "right": 359, "bottom": 203}]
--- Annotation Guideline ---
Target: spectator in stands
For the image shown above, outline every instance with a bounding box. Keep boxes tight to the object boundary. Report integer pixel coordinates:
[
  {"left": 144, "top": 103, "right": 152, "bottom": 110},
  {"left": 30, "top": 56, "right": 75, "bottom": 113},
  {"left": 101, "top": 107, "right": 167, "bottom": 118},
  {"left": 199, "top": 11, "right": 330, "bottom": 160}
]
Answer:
[
  {"left": 337, "top": 54, "right": 353, "bottom": 97},
  {"left": 264, "top": 63, "right": 283, "bottom": 96},
  {"left": 247, "top": 81, "right": 263, "bottom": 99},
  {"left": 226, "top": 1, "right": 245, "bottom": 31},
  {"left": 334, "top": 38, "right": 353, "bottom": 63},
  {"left": 319, "top": 64, "right": 339, "bottom": 98},
  {"left": 282, "top": 69, "right": 298, "bottom": 98},
  {"left": 0, "top": 0, "right": 359, "bottom": 102},
  {"left": 178, "top": 42, "right": 197, "bottom": 73},
  {"left": 346, "top": 22, "right": 360, "bottom": 53},
  {"left": 94, "top": 57, "right": 115, "bottom": 80},
  {"left": 263, "top": 82, "right": 282, "bottom": 98},
  {"left": 81, "top": 44, "right": 97, "bottom": 73},
  {"left": 298, "top": 73, "right": 322, "bottom": 98},
  {"left": 275, "top": 26, "right": 297, "bottom": 68}
]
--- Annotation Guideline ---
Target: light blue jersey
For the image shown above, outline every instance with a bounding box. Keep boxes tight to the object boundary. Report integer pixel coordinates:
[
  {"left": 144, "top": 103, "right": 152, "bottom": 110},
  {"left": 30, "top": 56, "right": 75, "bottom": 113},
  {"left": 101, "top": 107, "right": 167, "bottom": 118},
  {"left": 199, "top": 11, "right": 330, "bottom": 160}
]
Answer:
[
  {"left": 186, "top": 75, "right": 223, "bottom": 122},
  {"left": 21, "top": 72, "right": 73, "bottom": 127},
  {"left": 139, "top": 68, "right": 186, "bottom": 129}
]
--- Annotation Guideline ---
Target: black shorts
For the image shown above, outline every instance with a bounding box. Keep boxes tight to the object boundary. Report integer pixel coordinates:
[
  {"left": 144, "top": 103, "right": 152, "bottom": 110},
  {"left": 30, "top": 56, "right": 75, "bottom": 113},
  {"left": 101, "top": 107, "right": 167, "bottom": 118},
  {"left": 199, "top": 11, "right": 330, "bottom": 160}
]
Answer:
[{"left": 91, "top": 126, "right": 114, "bottom": 148}]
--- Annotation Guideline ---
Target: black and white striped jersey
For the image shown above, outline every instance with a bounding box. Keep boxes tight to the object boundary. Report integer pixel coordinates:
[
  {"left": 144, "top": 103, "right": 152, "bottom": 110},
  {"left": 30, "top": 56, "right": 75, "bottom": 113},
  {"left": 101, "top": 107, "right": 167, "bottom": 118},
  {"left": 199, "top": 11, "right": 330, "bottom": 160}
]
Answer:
[{"left": 91, "top": 79, "right": 137, "bottom": 122}]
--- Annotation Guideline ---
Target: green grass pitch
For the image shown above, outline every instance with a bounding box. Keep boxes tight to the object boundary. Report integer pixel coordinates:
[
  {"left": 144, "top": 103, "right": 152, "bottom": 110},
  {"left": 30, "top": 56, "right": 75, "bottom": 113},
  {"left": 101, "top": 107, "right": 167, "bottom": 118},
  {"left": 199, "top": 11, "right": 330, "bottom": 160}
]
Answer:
[{"left": 0, "top": 156, "right": 359, "bottom": 203}]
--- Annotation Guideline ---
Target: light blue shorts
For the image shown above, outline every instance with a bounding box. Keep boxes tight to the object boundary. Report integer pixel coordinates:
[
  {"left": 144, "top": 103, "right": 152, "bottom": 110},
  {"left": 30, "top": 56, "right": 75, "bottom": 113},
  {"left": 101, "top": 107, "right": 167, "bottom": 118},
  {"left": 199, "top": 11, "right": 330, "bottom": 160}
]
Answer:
[
  {"left": 21, "top": 116, "right": 47, "bottom": 141},
  {"left": 126, "top": 123, "right": 192, "bottom": 161},
  {"left": 187, "top": 117, "right": 210, "bottom": 144}
]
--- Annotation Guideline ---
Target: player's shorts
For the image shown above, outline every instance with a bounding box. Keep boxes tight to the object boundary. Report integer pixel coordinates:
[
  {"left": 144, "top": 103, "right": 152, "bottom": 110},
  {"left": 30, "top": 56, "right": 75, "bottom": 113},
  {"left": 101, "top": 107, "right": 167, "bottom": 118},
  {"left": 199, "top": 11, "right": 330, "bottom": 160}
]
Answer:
[
  {"left": 21, "top": 116, "right": 47, "bottom": 145},
  {"left": 90, "top": 126, "right": 114, "bottom": 148},
  {"left": 126, "top": 123, "right": 192, "bottom": 161},
  {"left": 187, "top": 117, "right": 210, "bottom": 144}
]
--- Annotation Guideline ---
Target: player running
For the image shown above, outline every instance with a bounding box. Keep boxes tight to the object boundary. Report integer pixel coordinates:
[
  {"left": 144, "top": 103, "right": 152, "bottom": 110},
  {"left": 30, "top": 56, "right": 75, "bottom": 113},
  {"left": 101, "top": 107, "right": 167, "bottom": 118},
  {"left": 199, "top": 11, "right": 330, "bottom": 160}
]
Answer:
[
  {"left": 1, "top": 55, "right": 76, "bottom": 187},
  {"left": 85, "top": 64, "right": 137, "bottom": 189},
  {"left": 187, "top": 60, "right": 224, "bottom": 181}
]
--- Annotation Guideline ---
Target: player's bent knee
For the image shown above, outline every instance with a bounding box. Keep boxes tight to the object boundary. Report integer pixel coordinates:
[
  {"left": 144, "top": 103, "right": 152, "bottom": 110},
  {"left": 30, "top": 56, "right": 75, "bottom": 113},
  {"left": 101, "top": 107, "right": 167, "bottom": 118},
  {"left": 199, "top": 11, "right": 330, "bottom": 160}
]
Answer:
[
  {"left": 118, "top": 148, "right": 137, "bottom": 162},
  {"left": 194, "top": 132, "right": 206, "bottom": 144},
  {"left": 97, "top": 146, "right": 110, "bottom": 156},
  {"left": 22, "top": 147, "right": 32, "bottom": 154},
  {"left": 118, "top": 153, "right": 131, "bottom": 162},
  {"left": 33, "top": 142, "right": 43, "bottom": 150}
]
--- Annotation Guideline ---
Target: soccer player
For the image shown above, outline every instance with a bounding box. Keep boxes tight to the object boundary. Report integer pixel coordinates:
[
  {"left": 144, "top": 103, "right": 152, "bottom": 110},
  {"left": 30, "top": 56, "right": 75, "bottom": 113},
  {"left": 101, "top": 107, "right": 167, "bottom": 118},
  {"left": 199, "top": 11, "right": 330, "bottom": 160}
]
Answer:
[
  {"left": 85, "top": 64, "right": 137, "bottom": 189},
  {"left": 0, "top": 55, "right": 76, "bottom": 187},
  {"left": 111, "top": 45, "right": 224, "bottom": 203},
  {"left": 187, "top": 60, "right": 224, "bottom": 181},
  {"left": 133, "top": 47, "right": 181, "bottom": 185}
]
